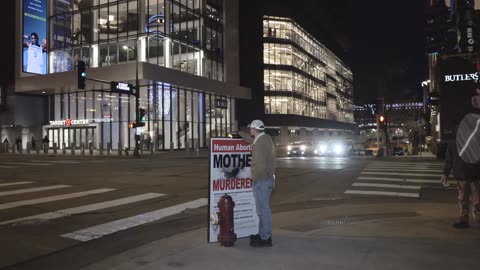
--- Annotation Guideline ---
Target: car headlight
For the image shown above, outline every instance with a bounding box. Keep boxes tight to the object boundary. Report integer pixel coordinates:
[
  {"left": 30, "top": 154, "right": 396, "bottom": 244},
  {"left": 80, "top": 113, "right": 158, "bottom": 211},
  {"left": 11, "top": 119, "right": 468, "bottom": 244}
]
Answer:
[
  {"left": 319, "top": 144, "right": 327, "bottom": 153},
  {"left": 300, "top": 145, "right": 306, "bottom": 151},
  {"left": 287, "top": 145, "right": 292, "bottom": 151},
  {"left": 333, "top": 144, "right": 344, "bottom": 154}
]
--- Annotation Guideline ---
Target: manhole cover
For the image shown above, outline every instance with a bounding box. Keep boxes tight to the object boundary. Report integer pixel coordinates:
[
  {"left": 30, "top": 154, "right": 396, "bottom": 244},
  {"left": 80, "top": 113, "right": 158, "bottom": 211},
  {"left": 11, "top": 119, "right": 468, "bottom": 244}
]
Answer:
[
  {"left": 167, "top": 261, "right": 185, "bottom": 268},
  {"left": 282, "top": 212, "right": 419, "bottom": 232}
]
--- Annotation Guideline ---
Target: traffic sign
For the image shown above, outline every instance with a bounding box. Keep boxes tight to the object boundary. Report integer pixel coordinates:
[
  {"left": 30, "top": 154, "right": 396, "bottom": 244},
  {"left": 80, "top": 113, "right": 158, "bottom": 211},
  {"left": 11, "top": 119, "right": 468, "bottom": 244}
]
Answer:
[{"left": 110, "top": 81, "right": 133, "bottom": 94}]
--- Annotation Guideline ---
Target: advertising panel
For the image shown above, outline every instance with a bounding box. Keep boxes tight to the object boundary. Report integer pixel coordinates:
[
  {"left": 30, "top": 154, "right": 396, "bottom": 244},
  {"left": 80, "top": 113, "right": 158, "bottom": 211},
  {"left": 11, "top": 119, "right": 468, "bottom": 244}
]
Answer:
[
  {"left": 208, "top": 138, "right": 258, "bottom": 243},
  {"left": 437, "top": 56, "right": 478, "bottom": 141},
  {"left": 23, "top": 0, "right": 48, "bottom": 74}
]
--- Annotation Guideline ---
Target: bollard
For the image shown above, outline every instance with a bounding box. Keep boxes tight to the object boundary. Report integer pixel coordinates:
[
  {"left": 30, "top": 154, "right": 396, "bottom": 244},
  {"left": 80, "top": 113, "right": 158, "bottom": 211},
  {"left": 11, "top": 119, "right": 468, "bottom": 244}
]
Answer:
[
  {"left": 53, "top": 143, "right": 57, "bottom": 155},
  {"left": 81, "top": 143, "right": 85, "bottom": 156},
  {"left": 89, "top": 143, "right": 93, "bottom": 156},
  {"left": 62, "top": 143, "right": 66, "bottom": 155}
]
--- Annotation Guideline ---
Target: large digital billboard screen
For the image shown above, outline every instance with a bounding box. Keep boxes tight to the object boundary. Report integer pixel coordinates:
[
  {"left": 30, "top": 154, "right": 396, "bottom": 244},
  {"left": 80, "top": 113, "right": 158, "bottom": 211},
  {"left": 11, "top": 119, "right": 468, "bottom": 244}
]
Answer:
[{"left": 22, "top": 0, "right": 48, "bottom": 74}]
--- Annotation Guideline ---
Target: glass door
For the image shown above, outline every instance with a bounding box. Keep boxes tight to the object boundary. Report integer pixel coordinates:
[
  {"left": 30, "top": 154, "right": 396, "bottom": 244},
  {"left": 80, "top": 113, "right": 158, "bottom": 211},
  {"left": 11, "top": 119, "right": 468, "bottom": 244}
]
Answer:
[
  {"left": 48, "top": 129, "right": 59, "bottom": 148},
  {"left": 63, "top": 129, "right": 69, "bottom": 148},
  {"left": 75, "top": 128, "right": 81, "bottom": 149},
  {"left": 86, "top": 128, "right": 95, "bottom": 149}
]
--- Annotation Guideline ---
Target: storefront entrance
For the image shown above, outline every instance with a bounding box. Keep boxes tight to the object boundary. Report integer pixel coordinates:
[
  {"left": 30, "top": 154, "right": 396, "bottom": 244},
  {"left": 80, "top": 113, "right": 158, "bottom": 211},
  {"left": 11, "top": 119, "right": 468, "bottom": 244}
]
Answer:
[{"left": 46, "top": 127, "right": 96, "bottom": 149}]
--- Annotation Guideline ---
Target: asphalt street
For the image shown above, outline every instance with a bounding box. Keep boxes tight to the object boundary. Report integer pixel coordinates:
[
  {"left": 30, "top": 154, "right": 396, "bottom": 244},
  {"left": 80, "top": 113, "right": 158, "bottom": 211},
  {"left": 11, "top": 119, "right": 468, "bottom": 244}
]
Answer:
[{"left": 0, "top": 153, "right": 466, "bottom": 269}]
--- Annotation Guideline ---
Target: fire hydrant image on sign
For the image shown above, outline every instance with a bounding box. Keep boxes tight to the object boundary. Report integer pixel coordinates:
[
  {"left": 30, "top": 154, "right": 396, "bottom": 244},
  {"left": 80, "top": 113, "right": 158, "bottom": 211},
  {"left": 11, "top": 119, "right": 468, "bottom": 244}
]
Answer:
[{"left": 208, "top": 138, "right": 259, "bottom": 243}]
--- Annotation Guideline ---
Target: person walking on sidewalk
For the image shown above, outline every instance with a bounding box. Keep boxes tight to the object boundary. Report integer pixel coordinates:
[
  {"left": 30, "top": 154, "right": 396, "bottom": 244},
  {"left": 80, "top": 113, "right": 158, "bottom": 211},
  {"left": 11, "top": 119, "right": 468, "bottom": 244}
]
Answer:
[
  {"left": 442, "top": 142, "right": 480, "bottom": 229},
  {"left": 42, "top": 135, "right": 49, "bottom": 149},
  {"left": 31, "top": 136, "right": 36, "bottom": 150},
  {"left": 239, "top": 119, "right": 276, "bottom": 247},
  {"left": 15, "top": 136, "right": 22, "bottom": 151}
]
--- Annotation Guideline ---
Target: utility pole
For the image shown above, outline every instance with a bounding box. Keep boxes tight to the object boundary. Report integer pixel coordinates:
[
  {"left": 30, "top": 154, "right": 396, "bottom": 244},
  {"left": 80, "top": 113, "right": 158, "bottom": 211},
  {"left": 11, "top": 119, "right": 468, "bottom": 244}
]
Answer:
[
  {"left": 133, "top": 0, "right": 141, "bottom": 158},
  {"left": 133, "top": 51, "right": 140, "bottom": 158},
  {"left": 376, "top": 97, "right": 385, "bottom": 157}
]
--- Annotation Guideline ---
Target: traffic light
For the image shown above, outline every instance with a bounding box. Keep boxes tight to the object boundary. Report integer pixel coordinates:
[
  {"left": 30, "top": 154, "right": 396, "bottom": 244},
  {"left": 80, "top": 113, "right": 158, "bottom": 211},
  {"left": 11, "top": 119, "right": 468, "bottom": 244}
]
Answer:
[
  {"left": 128, "top": 122, "right": 145, "bottom": 129},
  {"left": 77, "top": 60, "right": 86, "bottom": 89},
  {"left": 378, "top": 114, "right": 386, "bottom": 128},
  {"left": 139, "top": 108, "right": 146, "bottom": 121}
]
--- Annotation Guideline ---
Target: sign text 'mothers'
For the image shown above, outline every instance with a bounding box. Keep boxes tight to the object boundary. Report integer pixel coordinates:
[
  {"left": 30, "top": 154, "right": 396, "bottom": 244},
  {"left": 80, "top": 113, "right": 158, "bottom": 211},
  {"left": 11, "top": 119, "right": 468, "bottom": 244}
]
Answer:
[{"left": 212, "top": 141, "right": 253, "bottom": 191}]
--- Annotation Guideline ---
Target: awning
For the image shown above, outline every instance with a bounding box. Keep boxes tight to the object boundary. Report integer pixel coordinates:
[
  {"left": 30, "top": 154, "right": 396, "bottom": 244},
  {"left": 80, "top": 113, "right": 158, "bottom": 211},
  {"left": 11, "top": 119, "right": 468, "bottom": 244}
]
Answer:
[{"left": 15, "top": 62, "right": 251, "bottom": 99}]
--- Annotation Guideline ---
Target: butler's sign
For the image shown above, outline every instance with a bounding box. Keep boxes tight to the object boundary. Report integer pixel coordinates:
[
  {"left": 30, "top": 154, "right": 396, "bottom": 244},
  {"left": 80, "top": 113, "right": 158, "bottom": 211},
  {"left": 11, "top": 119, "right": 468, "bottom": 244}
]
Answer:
[{"left": 444, "top": 72, "right": 479, "bottom": 83}]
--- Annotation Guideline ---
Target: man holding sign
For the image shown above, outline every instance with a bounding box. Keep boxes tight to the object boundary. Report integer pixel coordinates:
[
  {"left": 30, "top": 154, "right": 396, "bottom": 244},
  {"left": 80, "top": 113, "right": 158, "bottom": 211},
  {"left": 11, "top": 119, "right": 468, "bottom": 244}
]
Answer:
[{"left": 239, "top": 120, "right": 276, "bottom": 247}]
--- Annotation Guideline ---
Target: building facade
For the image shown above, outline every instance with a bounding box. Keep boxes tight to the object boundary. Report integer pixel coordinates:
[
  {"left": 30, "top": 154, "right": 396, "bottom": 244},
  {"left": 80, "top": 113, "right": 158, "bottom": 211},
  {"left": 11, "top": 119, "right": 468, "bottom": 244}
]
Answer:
[
  {"left": 354, "top": 102, "right": 426, "bottom": 153},
  {"left": 6, "top": 0, "right": 249, "bottom": 152},
  {"left": 237, "top": 10, "right": 354, "bottom": 149}
]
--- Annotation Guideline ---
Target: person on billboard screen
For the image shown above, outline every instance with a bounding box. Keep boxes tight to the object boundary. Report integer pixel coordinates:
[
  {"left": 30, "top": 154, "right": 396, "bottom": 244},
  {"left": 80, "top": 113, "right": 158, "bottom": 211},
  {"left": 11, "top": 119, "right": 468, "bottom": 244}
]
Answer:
[{"left": 23, "top": 32, "right": 44, "bottom": 74}]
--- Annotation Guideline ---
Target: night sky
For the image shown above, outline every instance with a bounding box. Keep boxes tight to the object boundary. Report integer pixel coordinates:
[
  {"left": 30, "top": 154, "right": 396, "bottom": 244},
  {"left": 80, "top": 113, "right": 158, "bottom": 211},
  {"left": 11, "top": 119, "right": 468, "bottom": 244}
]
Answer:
[{"left": 293, "top": 0, "right": 427, "bottom": 105}]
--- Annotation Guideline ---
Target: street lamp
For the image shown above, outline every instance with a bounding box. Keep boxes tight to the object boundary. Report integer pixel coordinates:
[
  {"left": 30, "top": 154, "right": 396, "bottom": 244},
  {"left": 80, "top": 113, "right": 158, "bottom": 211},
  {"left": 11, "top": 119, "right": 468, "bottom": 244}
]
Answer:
[{"left": 123, "top": 45, "right": 141, "bottom": 157}]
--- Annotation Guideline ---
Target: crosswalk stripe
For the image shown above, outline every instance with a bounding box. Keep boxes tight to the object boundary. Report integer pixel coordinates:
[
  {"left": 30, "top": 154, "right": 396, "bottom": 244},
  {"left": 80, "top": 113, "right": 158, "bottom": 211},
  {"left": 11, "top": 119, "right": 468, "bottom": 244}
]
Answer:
[
  {"left": 352, "top": 183, "right": 421, "bottom": 190},
  {"left": 1, "top": 162, "right": 54, "bottom": 166},
  {"left": 0, "top": 188, "right": 115, "bottom": 210},
  {"left": 367, "top": 166, "right": 442, "bottom": 169},
  {"left": 0, "top": 193, "right": 164, "bottom": 225},
  {"left": 61, "top": 198, "right": 208, "bottom": 242},
  {"left": 369, "top": 162, "right": 443, "bottom": 167},
  {"left": 357, "top": 176, "right": 441, "bottom": 184},
  {"left": 365, "top": 168, "right": 441, "bottom": 173},
  {"left": 0, "top": 185, "right": 71, "bottom": 197},
  {"left": 368, "top": 163, "right": 442, "bottom": 167},
  {"left": 0, "top": 181, "right": 34, "bottom": 187},
  {"left": 344, "top": 190, "right": 420, "bottom": 198},
  {"left": 0, "top": 166, "right": 19, "bottom": 169},
  {"left": 361, "top": 172, "right": 443, "bottom": 177},
  {"left": 31, "top": 160, "right": 81, "bottom": 164}
]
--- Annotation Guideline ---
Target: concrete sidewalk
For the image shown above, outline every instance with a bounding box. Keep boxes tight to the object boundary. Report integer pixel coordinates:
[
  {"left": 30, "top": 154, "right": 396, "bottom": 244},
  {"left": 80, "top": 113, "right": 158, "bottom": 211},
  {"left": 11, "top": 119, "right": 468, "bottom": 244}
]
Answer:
[{"left": 80, "top": 201, "right": 480, "bottom": 270}]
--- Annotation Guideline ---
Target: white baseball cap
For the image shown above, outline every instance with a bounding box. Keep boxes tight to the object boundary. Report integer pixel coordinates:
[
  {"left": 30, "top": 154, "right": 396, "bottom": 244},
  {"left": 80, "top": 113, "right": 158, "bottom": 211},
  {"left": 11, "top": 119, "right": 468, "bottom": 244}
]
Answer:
[{"left": 248, "top": 120, "right": 265, "bottom": 130}]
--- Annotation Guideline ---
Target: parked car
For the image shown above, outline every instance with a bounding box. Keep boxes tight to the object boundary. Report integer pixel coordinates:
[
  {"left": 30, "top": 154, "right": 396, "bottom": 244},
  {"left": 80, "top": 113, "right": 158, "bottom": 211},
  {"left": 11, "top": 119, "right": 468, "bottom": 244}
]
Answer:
[
  {"left": 351, "top": 148, "right": 365, "bottom": 156},
  {"left": 287, "top": 141, "right": 314, "bottom": 157},
  {"left": 393, "top": 147, "right": 405, "bottom": 156}
]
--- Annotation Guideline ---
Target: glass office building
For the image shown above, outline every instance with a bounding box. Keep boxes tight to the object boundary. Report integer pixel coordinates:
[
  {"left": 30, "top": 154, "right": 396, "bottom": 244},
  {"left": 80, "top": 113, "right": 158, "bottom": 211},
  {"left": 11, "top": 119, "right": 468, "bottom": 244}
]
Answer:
[
  {"left": 13, "top": 0, "right": 247, "bottom": 151},
  {"left": 262, "top": 16, "right": 353, "bottom": 124}
]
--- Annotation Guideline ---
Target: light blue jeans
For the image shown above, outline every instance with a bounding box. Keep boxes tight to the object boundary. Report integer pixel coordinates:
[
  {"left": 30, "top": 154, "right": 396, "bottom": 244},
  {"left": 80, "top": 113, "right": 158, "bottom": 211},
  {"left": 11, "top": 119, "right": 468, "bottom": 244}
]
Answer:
[{"left": 253, "top": 177, "right": 274, "bottom": 240}]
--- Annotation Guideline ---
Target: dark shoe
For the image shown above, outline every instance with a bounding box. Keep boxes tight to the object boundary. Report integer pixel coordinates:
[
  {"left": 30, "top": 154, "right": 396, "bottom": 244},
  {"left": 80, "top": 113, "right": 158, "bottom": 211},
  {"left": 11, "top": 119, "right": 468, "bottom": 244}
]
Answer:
[
  {"left": 249, "top": 234, "right": 261, "bottom": 244},
  {"left": 251, "top": 237, "right": 272, "bottom": 247},
  {"left": 452, "top": 220, "right": 470, "bottom": 229}
]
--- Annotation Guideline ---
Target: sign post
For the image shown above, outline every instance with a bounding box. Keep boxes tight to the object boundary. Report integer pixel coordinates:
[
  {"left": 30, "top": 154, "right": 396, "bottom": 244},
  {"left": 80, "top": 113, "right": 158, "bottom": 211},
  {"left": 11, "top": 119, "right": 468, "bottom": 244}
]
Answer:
[{"left": 208, "top": 138, "right": 258, "bottom": 243}]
